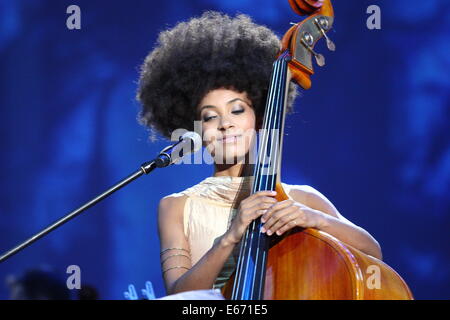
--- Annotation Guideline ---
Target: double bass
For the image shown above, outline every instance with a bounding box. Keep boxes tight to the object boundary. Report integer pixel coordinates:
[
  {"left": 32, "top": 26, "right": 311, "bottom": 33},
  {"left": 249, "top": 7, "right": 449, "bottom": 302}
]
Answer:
[{"left": 222, "top": 0, "right": 413, "bottom": 300}]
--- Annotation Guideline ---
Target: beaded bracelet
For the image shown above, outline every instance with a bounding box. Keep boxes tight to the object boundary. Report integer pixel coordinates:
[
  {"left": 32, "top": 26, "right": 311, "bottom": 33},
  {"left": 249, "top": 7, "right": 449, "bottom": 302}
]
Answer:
[
  {"left": 162, "top": 266, "right": 190, "bottom": 274},
  {"left": 161, "top": 253, "right": 190, "bottom": 265},
  {"left": 160, "top": 247, "right": 190, "bottom": 256}
]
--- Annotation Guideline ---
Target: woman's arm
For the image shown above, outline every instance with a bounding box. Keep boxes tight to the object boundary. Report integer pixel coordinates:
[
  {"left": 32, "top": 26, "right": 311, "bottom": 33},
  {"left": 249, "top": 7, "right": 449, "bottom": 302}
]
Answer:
[
  {"left": 261, "top": 185, "right": 383, "bottom": 260},
  {"left": 158, "top": 195, "right": 235, "bottom": 294},
  {"left": 158, "top": 190, "right": 277, "bottom": 295}
]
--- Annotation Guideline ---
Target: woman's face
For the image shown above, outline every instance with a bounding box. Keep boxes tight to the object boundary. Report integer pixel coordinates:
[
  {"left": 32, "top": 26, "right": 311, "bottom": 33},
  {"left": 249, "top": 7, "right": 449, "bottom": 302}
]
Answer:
[{"left": 197, "top": 88, "right": 257, "bottom": 164}]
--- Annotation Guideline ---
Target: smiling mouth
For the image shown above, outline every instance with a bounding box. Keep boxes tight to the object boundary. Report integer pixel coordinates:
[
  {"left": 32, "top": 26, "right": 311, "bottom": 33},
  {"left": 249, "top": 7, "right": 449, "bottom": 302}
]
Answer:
[{"left": 218, "top": 135, "right": 242, "bottom": 144}]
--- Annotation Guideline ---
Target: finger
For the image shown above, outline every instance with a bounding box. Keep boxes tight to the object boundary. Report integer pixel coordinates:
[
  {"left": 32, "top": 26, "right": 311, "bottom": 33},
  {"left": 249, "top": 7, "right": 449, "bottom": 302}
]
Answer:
[
  {"left": 242, "top": 203, "right": 274, "bottom": 222},
  {"left": 239, "top": 202, "right": 274, "bottom": 225},
  {"left": 255, "top": 190, "right": 277, "bottom": 197},
  {"left": 244, "top": 191, "right": 276, "bottom": 205},
  {"left": 275, "top": 218, "right": 300, "bottom": 236},
  {"left": 241, "top": 190, "right": 274, "bottom": 203},
  {"left": 243, "top": 193, "right": 278, "bottom": 209},
  {"left": 263, "top": 205, "right": 296, "bottom": 233},
  {"left": 266, "top": 211, "right": 299, "bottom": 236},
  {"left": 261, "top": 206, "right": 297, "bottom": 235},
  {"left": 261, "top": 199, "right": 294, "bottom": 223},
  {"left": 253, "top": 190, "right": 277, "bottom": 201},
  {"left": 275, "top": 210, "right": 305, "bottom": 235}
]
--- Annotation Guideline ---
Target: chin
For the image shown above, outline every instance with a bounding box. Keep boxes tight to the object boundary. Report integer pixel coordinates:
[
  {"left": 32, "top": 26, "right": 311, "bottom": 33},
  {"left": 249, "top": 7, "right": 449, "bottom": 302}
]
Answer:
[
  {"left": 208, "top": 140, "right": 253, "bottom": 164},
  {"left": 213, "top": 150, "right": 250, "bottom": 165}
]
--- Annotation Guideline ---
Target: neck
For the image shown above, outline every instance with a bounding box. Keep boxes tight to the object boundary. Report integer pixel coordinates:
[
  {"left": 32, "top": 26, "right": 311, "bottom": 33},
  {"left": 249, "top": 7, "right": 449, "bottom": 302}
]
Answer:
[{"left": 213, "top": 162, "right": 254, "bottom": 178}]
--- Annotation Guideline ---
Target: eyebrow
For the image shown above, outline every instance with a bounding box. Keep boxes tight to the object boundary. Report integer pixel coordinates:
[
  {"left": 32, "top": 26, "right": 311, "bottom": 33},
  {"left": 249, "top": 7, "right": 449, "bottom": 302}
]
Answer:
[{"left": 198, "top": 98, "right": 251, "bottom": 113}]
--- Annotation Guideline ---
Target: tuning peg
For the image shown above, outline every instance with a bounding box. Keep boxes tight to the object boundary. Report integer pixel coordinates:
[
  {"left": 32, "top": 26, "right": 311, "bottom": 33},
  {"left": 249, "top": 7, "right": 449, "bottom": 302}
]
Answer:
[
  {"left": 325, "top": 36, "right": 335, "bottom": 51},
  {"left": 314, "top": 17, "right": 336, "bottom": 52},
  {"left": 301, "top": 32, "right": 326, "bottom": 67},
  {"left": 313, "top": 52, "right": 325, "bottom": 67}
]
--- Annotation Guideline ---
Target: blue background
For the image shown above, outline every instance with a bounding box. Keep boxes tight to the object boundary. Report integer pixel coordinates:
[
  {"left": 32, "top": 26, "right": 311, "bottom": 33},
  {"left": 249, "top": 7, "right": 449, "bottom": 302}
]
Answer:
[{"left": 0, "top": 0, "right": 449, "bottom": 299}]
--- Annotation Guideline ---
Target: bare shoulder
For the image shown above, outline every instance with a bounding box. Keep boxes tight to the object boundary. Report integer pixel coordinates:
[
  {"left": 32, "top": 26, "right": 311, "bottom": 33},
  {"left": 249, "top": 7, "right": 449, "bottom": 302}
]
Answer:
[
  {"left": 286, "top": 184, "right": 341, "bottom": 219},
  {"left": 159, "top": 193, "right": 189, "bottom": 213},
  {"left": 157, "top": 193, "right": 190, "bottom": 251},
  {"left": 158, "top": 193, "right": 189, "bottom": 223}
]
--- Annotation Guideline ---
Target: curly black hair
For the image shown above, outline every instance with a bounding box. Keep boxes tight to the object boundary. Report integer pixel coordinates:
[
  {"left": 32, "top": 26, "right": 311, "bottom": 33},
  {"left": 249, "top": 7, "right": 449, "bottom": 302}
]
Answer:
[{"left": 137, "top": 11, "right": 298, "bottom": 140}]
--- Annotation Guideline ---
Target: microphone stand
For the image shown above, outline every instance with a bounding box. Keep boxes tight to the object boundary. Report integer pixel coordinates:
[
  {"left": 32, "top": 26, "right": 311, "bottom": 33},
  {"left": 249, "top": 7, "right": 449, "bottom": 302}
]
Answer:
[{"left": 0, "top": 159, "right": 160, "bottom": 263}]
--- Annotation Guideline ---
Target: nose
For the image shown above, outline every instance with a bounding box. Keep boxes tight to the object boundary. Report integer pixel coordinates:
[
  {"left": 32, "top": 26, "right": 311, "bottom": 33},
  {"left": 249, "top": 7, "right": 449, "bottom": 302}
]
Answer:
[{"left": 218, "top": 115, "right": 234, "bottom": 131}]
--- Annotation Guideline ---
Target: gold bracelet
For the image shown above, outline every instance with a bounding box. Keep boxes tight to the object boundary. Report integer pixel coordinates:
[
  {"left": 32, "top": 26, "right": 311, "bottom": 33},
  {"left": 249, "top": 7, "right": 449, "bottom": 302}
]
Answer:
[
  {"left": 162, "top": 266, "right": 190, "bottom": 274},
  {"left": 161, "top": 254, "right": 190, "bottom": 265},
  {"left": 160, "top": 247, "right": 190, "bottom": 256}
]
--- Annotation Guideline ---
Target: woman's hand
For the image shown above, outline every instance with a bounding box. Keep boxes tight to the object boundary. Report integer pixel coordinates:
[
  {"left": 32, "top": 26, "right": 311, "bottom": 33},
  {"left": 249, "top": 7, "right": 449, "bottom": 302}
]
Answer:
[
  {"left": 224, "top": 190, "right": 278, "bottom": 244},
  {"left": 260, "top": 199, "right": 327, "bottom": 236}
]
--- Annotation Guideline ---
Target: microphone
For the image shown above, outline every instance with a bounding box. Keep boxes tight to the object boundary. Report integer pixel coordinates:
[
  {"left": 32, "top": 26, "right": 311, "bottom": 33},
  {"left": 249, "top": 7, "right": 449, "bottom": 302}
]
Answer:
[{"left": 155, "top": 131, "right": 202, "bottom": 167}]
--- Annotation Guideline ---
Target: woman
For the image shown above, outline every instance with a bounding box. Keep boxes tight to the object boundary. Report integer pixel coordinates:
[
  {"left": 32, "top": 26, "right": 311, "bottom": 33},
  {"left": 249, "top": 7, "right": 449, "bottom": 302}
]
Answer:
[{"left": 137, "top": 12, "right": 382, "bottom": 295}]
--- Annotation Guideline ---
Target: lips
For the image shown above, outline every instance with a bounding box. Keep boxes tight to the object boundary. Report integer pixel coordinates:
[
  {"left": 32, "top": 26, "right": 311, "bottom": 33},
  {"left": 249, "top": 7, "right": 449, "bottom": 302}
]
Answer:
[{"left": 218, "top": 135, "right": 242, "bottom": 143}]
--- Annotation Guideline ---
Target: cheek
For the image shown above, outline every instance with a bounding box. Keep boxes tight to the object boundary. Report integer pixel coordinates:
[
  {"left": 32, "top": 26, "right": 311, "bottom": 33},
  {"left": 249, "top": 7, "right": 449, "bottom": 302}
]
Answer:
[
  {"left": 237, "top": 109, "right": 256, "bottom": 130},
  {"left": 240, "top": 114, "right": 257, "bottom": 140},
  {"left": 201, "top": 124, "right": 216, "bottom": 147}
]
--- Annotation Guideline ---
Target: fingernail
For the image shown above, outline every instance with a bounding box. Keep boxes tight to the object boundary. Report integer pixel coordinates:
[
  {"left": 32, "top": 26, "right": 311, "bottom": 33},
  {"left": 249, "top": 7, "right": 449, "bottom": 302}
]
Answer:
[
  {"left": 267, "top": 230, "right": 272, "bottom": 236},
  {"left": 260, "top": 226, "right": 266, "bottom": 233},
  {"left": 261, "top": 217, "right": 265, "bottom": 223},
  {"left": 276, "top": 230, "right": 281, "bottom": 235}
]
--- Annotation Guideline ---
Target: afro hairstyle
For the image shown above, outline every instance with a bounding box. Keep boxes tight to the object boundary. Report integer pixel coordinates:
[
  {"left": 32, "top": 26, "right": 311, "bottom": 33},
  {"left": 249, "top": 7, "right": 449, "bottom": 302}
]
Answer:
[{"left": 136, "top": 11, "right": 298, "bottom": 140}]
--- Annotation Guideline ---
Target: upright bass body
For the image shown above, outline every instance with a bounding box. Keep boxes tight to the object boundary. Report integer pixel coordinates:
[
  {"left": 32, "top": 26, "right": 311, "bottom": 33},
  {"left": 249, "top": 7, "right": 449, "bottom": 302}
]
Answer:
[
  {"left": 264, "top": 186, "right": 413, "bottom": 300},
  {"left": 223, "top": 183, "right": 413, "bottom": 300}
]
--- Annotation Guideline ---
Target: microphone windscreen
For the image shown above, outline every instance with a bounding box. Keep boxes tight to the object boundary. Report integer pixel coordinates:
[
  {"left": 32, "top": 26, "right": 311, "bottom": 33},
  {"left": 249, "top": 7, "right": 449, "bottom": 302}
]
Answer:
[{"left": 181, "top": 131, "right": 202, "bottom": 153}]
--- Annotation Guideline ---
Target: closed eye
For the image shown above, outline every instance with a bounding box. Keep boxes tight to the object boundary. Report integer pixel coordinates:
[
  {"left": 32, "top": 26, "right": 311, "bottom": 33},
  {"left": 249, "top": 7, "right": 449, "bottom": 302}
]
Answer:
[
  {"left": 203, "top": 109, "right": 244, "bottom": 122},
  {"left": 203, "top": 115, "right": 216, "bottom": 122}
]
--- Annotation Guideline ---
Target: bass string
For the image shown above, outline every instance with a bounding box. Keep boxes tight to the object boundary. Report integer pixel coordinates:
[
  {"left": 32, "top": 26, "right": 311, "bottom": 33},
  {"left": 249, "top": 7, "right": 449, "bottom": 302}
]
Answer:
[
  {"left": 252, "top": 61, "right": 280, "bottom": 298},
  {"left": 250, "top": 52, "right": 289, "bottom": 299},
  {"left": 232, "top": 51, "right": 289, "bottom": 299},
  {"left": 243, "top": 64, "right": 280, "bottom": 299},
  {"left": 236, "top": 53, "right": 286, "bottom": 299},
  {"left": 230, "top": 56, "right": 283, "bottom": 299}
]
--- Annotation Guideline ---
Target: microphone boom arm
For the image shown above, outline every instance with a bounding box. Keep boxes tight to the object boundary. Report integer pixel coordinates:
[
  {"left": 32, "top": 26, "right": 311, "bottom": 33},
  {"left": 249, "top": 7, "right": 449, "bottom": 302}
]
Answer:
[
  {"left": 0, "top": 130, "right": 201, "bottom": 263},
  {"left": 0, "top": 159, "right": 157, "bottom": 263}
]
